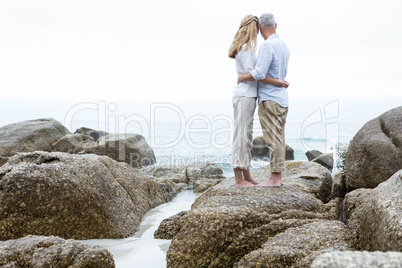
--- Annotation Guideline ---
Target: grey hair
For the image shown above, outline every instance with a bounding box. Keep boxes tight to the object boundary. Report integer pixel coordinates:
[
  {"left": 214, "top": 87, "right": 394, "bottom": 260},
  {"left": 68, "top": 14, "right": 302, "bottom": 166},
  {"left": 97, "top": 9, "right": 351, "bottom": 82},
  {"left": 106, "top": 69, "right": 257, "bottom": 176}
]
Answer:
[{"left": 259, "top": 13, "right": 275, "bottom": 27}]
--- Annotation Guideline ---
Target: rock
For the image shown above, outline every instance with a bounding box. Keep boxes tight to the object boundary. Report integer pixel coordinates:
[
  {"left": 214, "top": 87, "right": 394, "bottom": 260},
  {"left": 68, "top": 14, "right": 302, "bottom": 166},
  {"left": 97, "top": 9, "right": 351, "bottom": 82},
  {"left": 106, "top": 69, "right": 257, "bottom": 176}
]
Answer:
[
  {"left": 52, "top": 133, "right": 95, "bottom": 153},
  {"left": 186, "top": 162, "right": 225, "bottom": 186},
  {"left": 306, "top": 150, "right": 323, "bottom": 161},
  {"left": 141, "top": 162, "right": 224, "bottom": 193},
  {"left": 237, "top": 220, "right": 354, "bottom": 268},
  {"left": 83, "top": 133, "right": 156, "bottom": 168},
  {"left": 311, "top": 153, "right": 334, "bottom": 171},
  {"left": 166, "top": 175, "right": 333, "bottom": 268},
  {"left": 0, "top": 235, "right": 115, "bottom": 267},
  {"left": 74, "top": 127, "right": 108, "bottom": 141},
  {"left": 250, "top": 136, "right": 294, "bottom": 160},
  {"left": 331, "top": 171, "right": 347, "bottom": 199},
  {"left": 311, "top": 251, "right": 402, "bottom": 268},
  {"left": 193, "top": 178, "right": 222, "bottom": 193},
  {"left": 343, "top": 170, "right": 402, "bottom": 251},
  {"left": 0, "top": 156, "right": 7, "bottom": 167},
  {"left": 0, "top": 151, "right": 179, "bottom": 240},
  {"left": 0, "top": 118, "right": 71, "bottom": 157},
  {"left": 141, "top": 164, "right": 187, "bottom": 184},
  {"left": 252, "top": 162, "right": 333, "bottom": 203},
  {"left": 345, "top": 106, "right": 402, "bottom": 191},
  {"left": 154, "top": 211, "right": 188, "bottom": 240}
]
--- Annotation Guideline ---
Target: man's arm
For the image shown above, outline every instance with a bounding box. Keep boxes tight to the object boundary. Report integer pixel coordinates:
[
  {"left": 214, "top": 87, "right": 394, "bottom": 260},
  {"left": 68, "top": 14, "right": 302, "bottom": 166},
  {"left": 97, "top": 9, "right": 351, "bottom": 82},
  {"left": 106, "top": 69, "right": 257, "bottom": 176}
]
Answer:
[{"left": 238, "top": 72, "right": 289, "bottom": 88}]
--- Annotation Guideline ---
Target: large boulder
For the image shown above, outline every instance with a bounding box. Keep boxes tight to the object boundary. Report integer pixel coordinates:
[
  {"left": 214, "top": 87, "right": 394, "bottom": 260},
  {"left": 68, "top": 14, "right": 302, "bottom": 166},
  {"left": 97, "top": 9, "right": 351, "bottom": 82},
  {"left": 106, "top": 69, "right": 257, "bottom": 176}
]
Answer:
[
  {"left": 82, "top": 134, "right": 155, "bottom": 168},
  {"left": 0, "top": 151, "right": 179, "bottom": 240},
  {"left": 165, "top": 162, "right": 338, "bottom": 268},
  {"left": 311, "top": 251, "right": 402, "bottom": 268},
  {"left": 0, "top": 118, "right": 71, "bottom": 157},
  {"left": 251, "top": 136, "right": 294, "bottom": 160},
  {"left": 74, "top": 127, "right": 107, "bottom": 141},
  {"left": 345, "top": 106, "right": 402, "bottom": 190},
  {"left": 0, "top": 235, "right": 115, "bottom": 267},
  {"left": 237, "top": 220, "right": 354, "bottom": 267},
  {"left": 343, "top": 170, "right": 402, "bottom": 251}
]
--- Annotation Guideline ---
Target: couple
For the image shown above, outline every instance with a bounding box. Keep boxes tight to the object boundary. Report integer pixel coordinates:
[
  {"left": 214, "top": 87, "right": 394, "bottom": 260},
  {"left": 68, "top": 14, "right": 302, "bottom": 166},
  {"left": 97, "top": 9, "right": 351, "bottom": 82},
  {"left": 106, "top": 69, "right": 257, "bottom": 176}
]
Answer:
[{"left": 229, "top": 13, "right": 290, "bottom": 188}]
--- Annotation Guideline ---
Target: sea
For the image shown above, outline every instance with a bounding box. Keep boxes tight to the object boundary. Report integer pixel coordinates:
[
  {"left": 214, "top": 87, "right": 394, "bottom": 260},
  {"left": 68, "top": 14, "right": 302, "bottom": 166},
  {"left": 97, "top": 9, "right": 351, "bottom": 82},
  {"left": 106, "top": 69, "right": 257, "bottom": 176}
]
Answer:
[{"left": 0, "top": 99, "right": 399, "bottom": 267}]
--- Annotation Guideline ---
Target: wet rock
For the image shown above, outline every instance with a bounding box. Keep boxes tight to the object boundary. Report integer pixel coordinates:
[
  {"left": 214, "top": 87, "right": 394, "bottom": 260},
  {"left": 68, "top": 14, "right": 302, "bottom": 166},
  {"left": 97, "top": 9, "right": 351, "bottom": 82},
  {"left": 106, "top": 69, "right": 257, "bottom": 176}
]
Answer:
[
  {"left": 237, "top": 220, "right": 354, "bottom": 268},
  {"left": 0, "top": 151, "right": 179, "bottom": 240},
  {"left": 0, "top": 118, "right": 71, "bottom": 157},
  {"left": 74, "top": 127, "right": 108, "bottom": 141},
  {"left": 83, "top": 134, "right": 156, "bottom": 168},
  {"left": 331, "top": 171, "right": 347, "bottom": 199},
  {"left": 306, "top": 150, "right": 323, "bottom": 161},
  {"left": 154, "top": 211, "right": 188, "bottom": 240},
  {"left": 0, "top": 235, "right": 115, "bottom": 267},
  {"left": 311, "top": 251, "right": 402, "bottom": 268},
  {"left": 251, "top": 136, "right": 294, "bottom": 160},
  {"left": 345, "top": 106, "right": 402, "bottom": 191},
  {"left": 311, "top": 153, "right": 334, "bottom": 171},
  {"left": 343, "top": 170, "right": 402, "bottom": 251}
]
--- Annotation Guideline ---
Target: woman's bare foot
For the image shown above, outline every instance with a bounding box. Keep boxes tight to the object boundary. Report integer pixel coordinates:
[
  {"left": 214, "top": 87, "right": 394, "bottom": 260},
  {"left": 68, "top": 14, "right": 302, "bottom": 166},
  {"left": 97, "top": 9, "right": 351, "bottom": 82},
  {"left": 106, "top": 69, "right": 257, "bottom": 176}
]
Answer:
[
  {"left": 242, "top": 168, "right": 259, "bottom": 185},
  {"left": 234, "top": 168, "right": 256, "bottom": 187},
  {"left": 235, "top": 181, "right": 255, "bottom": 188}
]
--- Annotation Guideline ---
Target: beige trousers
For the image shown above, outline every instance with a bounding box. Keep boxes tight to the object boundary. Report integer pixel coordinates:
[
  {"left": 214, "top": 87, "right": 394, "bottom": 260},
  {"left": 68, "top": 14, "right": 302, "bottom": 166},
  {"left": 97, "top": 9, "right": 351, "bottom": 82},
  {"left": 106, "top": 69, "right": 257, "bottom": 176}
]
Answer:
[
  {"left": 258, "top": 100, "right": 288, "bottom": 173},
  {"left": 231, "top": 96, "right": 256, "bottom": 169}
]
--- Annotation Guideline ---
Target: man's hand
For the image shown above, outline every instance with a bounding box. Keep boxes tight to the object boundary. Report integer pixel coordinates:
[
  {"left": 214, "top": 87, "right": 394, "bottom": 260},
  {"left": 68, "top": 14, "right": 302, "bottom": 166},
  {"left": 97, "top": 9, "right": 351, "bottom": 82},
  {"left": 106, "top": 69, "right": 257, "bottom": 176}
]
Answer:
[{"left": 284, "top": 80, "right": 290, "bottom": 88}]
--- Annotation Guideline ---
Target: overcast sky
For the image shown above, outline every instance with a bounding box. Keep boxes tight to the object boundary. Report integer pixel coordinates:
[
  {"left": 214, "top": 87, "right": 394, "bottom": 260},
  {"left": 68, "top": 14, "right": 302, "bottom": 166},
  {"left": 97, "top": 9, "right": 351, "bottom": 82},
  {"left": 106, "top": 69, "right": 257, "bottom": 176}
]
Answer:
[{"left": 0, "top": 0, "right": 401, "bottom": 121}]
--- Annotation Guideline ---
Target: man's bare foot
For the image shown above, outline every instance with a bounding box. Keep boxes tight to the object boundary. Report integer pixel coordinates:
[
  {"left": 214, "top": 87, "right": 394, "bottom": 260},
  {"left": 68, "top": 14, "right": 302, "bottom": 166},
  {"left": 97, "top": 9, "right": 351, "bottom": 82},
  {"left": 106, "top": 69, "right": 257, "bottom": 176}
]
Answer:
[
  {"left": 235, "top": 181, "right": 255, "bottom": 188},
  {"left": 258, "top": 172, "right": 283, "bottom": 187}
]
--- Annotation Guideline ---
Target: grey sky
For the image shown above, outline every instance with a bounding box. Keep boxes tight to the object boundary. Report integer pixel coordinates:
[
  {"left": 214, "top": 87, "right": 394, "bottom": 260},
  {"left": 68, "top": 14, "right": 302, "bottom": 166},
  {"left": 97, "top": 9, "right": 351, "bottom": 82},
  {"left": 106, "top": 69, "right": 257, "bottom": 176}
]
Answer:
[{"left": 1, "top": 0, "right": 401, "bottom": 105}]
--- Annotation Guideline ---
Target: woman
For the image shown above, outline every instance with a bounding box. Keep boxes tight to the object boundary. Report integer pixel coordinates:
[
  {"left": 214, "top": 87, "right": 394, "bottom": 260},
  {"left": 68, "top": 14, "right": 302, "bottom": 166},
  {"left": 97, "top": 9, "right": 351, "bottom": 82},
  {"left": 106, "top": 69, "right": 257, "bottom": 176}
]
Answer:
[{"left": 229, "top": 15, "right": 287, "bottom": 187}]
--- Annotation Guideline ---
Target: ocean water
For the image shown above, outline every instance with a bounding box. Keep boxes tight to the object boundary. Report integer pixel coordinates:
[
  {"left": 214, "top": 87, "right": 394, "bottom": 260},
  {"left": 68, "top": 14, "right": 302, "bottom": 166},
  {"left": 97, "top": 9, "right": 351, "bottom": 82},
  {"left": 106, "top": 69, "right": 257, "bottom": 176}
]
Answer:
[{"left": 81, "top": 190, "right": 199, "bottom": 268}]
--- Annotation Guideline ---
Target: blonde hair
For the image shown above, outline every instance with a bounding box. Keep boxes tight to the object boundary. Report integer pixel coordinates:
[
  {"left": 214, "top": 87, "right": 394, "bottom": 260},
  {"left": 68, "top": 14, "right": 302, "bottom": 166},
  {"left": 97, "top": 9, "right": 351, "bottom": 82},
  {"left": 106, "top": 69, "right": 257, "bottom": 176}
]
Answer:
[{"left": 228, "top": 15, "right": 259, "bottom": 59}]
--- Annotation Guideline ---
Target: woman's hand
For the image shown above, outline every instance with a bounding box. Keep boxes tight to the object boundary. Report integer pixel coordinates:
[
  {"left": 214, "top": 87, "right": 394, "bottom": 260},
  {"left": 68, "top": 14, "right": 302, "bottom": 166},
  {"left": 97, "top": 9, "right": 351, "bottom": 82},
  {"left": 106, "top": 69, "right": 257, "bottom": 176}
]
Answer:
[{"left": 237, "top": 72, "right": 244, "bottom": 85}]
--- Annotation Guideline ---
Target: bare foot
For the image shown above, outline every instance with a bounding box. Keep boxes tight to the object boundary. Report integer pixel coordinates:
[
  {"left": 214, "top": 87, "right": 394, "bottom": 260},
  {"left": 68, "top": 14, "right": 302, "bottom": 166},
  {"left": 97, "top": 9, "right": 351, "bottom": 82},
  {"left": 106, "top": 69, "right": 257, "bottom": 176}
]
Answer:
[
  {"left": 242, "top": 168, "right": 259, "bottom": 185},
  {"left": 235, "top": 181, "right": 255, "bottom": 188},
  {"left": 258, "top": 172, "right": 283, "bottom": 187},
  {"left": 244, "top": 177, "right": 260, "bottom": 185}
]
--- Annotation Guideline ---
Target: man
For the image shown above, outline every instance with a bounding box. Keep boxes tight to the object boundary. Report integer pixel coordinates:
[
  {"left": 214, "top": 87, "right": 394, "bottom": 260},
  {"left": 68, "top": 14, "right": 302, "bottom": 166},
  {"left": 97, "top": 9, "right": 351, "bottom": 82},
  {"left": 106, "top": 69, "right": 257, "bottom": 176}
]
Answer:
[{"left": 238, "top": 13, "right": 290, "bottom": 187}]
